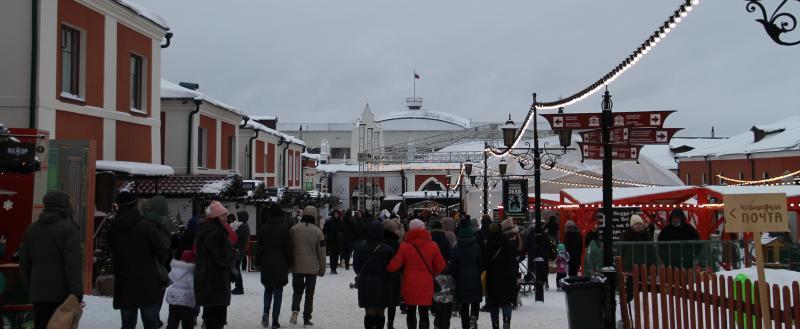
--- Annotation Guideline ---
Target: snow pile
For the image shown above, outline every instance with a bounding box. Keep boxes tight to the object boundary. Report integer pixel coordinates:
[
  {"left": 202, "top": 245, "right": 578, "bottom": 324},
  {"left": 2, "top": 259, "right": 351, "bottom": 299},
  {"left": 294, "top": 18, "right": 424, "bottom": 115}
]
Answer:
[
  {"left": 377, "top": 109, "right": 472, "bottom": 128},
  {"left": 706, "top": 185, "right": 800, "bottom": 198},
  {"left": 96, "top": 160, "right": 174, "bottom": 177},
  {"left": 679, "top": 114, "right": 800, "bottom": 158},
  {"left": 717, "top": 267, "right": 799, "bottom": 288},
  {"left": 113, "top": 0, "right": 169, "bottom": 29},
  {"left": 241, "top": 119, "right": 306, "bottom": 146},
  {"left": 200, "top": 180, "right": 227, "bottom": 194},
  {"left": 161, "top": 79, "right": 247, "bottom": 117}
]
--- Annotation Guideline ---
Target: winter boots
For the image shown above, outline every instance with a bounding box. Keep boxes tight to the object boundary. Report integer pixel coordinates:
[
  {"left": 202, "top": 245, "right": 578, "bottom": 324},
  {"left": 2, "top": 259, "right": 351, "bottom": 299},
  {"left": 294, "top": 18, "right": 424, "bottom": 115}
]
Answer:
[
  {"left": 502, "top": 316, "right": 511, "bottom": 329},
  {"left": 470, "top": 316, "right": 478, "bottom": 329},
  {"left": 262, "top": 314, "right": 270, "bottom": 328},
  {"left": 303, "top": 319, "right": 314, "bottom": 326},
  {"left": 290, "top": 312, "right": 299, "bottom": 325}
]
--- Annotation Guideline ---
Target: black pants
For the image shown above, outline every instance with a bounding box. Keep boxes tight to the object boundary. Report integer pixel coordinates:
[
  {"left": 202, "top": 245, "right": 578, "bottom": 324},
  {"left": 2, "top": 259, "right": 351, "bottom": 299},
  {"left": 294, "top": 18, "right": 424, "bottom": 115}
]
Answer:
[
  {"left": 166, "top": 304, "right": 196, "bottom": 329},
  {"left": 406, "top": 305, "right": 430, "bottom": 329},
  {"left": 330, "top": 249, "right": 340, "bottom": 272},
  {"left": 233, "top": 254, "right": 245, "bottom": 291},
  {"left": 291, "top": 274, "right": 317, "bottom": 320},
  {"left": 432, "top": 302, "right": 453, "bottom": 329},
  {"left": 386, "top": 306, "right": 397, "bottom": 328},
  {"left": 202, "top": 306, "right": 227, "bottom": 329},
  {"left": 459, "top": 302, "right": 480, "bottom": 329},
  {"left": 33, "top": 302, "right": 61, "bottom": 329}
]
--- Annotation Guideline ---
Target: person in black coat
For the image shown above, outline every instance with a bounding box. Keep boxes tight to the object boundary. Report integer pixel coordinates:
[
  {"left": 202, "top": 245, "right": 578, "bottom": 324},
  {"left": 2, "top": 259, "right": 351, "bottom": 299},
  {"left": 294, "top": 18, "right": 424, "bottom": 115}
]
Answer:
[
  {"left": 342, "top": 210, "right": 357, "bottom": 270},
  {"left": 354, "top": 221, "right": 396, "bottom": 329},
  {"left": 451, "top": 220, "right": 483, "bottom": 329},
  {"left": 545, "top": 216, "right": 560, "bottom": 243},
  {"left": 525, "top": 225, "right": 553, "bottom": 287},
  {"left": 232, "top": 211, "right": 251, "bottom": 295},
  {"left": 382, "top": 218, "right": 404, "bottom": 329},
  {"left": 474, "top": 214, "right": 492, "bottom": 247},
  {"left": 430, "top": 220, "right": 452, "bottom": 261},
  {"left": 254, "top": 205, "right": 293, "bottom": 328},
  {"left": 194, "top": 201, "right": 238, "bottom": 329},
  {"left": 108, "top": 190, "right": 170, "bottom": 329},
  {"left": 562, "top": 220, "right": 583, "bottom": 277},
  {"left": 323, "top": 210, "right": 345, "bottom": 274},
  {"left": 657, "top": 208, "right": 700, "bottom": 269},
  {"left": 482, "top": 224, "right": 518, "bottom": 329}
]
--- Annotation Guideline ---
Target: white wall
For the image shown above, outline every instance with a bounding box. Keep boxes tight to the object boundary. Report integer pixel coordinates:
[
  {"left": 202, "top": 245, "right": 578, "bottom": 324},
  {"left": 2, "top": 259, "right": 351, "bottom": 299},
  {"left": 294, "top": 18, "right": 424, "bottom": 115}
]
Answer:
[
  {"left": 162, "top": 100, "right": 192, "bottom": 174},
  {"left": 0, "top": 1, "right": 34, "bottom": 128}
]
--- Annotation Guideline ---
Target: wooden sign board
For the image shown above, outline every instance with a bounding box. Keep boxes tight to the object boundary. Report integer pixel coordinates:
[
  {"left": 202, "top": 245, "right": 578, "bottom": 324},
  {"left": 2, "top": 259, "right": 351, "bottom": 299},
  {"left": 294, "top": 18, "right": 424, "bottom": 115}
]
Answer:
[
  {"left": 542, "top": 110, "right": 675, "bottom": 130},
  {"left": 579, "top": 127, "right": 682, "bottom": 145},
  {"left": 723, "top": 193, "right": 789, "bottom": 233},
  {"left": 578, "top": 142, "right": 642, "bottom": 161}
]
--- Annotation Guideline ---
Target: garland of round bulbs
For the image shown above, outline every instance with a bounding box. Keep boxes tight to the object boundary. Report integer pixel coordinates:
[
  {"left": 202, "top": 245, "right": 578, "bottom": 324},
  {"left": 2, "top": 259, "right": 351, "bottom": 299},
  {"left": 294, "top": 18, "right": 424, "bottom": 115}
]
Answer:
[{"left": 487, "top": 0, "right": 700, "bottom": 157}]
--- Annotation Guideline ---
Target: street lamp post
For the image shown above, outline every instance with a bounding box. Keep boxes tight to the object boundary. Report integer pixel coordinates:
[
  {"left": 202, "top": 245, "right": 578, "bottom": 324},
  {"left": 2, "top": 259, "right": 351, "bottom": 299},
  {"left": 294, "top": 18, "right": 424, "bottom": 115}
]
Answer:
[
  {"left": 483, "top": 142, "right": 490, "bottom": 215},
  {"left": 600, "top": 89, "right": 617, "bottom": 329}
]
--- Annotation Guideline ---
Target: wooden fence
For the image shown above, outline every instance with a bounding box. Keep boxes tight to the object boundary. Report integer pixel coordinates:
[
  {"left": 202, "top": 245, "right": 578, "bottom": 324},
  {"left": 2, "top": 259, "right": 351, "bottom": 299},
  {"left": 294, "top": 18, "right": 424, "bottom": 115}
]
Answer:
[{"left": 615, "top": 257, "right": 800, "bottom": 329}]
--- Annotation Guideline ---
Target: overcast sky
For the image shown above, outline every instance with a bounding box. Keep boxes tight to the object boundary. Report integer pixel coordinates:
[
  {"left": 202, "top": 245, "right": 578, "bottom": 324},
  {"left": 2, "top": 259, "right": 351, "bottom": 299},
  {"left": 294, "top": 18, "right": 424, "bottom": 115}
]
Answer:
[{"left": 139, "top": 0, "right": 799, "bottom": 137}]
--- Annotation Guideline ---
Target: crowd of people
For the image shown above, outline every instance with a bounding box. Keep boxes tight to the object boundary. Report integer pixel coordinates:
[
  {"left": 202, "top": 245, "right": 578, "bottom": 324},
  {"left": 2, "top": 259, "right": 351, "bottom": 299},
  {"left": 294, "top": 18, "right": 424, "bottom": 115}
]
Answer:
[{"left": 12, "top": 187, "right": 703, "bottom": 329}]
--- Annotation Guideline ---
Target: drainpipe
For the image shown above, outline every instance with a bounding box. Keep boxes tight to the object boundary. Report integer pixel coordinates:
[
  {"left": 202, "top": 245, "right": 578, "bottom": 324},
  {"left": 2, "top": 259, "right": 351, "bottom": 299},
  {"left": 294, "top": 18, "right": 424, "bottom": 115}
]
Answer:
[
  {"left": 240, "top": 117, "right": 259, "bottom": 180},
  {"left": 277, "top": 137, "right": 289, "bottom": 187},
  {"left": 704, "top": 156, "right": 712, "bottom": 185},
  {"left": 187, "top": 100, "right": 202, "bottom": 175},
  {"left": 746, "top": 153, "right": 755, "bottom": 179},
  {"left": 29, "top": 0, "right": 39, "bottom": 129}
]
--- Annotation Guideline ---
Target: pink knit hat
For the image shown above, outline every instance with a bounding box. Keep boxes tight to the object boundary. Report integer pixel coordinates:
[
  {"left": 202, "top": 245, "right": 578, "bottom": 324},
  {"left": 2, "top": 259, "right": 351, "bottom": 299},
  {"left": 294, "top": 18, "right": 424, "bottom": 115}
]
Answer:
[{"left": 206, "top": 201, "right": 228, "bottom": 219}]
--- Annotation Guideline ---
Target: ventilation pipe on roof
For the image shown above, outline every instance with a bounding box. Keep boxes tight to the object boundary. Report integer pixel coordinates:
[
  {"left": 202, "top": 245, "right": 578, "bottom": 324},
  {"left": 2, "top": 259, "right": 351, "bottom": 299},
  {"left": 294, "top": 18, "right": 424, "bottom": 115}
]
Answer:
[
  {"left": 187, "top": 99, "right": 202, "bottom": 175},
  {"left": 746, "top": 153, "right": 755, "bottom": 180}
]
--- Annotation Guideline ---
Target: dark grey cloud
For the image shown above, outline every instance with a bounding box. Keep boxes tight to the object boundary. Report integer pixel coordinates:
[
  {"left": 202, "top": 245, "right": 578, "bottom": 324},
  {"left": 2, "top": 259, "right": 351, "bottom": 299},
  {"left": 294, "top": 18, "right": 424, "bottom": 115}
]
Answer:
[{"left": 139, "top": 0, "right": 800, "bottom": 137}]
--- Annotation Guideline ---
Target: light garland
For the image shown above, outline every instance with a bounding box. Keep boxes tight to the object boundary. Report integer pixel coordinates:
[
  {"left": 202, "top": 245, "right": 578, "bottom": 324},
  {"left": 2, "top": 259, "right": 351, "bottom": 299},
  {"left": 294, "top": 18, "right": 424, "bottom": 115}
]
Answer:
[
  {"left": 717, "top": 169, "right": 800, "bottom": 185},
  {"left": 487, "top": 0, "right": 700, "bottom": 157}
]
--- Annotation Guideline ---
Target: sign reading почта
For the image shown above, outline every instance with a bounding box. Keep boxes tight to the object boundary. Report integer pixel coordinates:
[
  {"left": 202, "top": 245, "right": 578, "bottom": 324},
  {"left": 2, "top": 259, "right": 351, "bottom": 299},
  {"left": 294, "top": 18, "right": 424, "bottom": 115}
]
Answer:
[{"left": 723, "top": 193, "right": 789, "bottom": 233}]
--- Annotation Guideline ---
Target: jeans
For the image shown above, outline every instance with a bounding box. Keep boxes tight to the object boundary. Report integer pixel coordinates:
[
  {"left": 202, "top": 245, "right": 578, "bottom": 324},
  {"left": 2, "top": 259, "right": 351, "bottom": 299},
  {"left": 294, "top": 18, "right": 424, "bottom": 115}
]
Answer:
[
  {"left": 121, "top": 304, "right": 161, "bottom": 329},
  {"left": 264, "top": 286, "right": 284, "bottom": 320},
  {"left": 166, "top": 304, "right": 196, "bottom": 329},
  {"left": 405, "top": 305, "right": 430, "bottom": 329},
  {"left": 330, "top": 249, "right": 340, "bottom": 272},
  {"left": 33, "top": 302, "right": 61, "bottom": 329},
  {"left": 459, "top": 302, "right": 480, "bottom": 328},
  {"left": 488, "top": 304, "right": 512, "bottom": 324},
  {"left": 291, "top": 274, "right": 317, "bottom": 320}
]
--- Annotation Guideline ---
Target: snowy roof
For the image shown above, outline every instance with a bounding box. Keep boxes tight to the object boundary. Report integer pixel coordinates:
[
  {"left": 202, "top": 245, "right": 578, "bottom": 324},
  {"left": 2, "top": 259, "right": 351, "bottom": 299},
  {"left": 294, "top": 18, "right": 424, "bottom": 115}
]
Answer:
[
  {"left": 96, "top": 160, "right": 174, "bottom": 177},
  {"left": 277, "top": 122, "right": 355, "bottom": 132},
  {"left": 528, "top": 193, "right": 562, "bottom": 202},
  {"left": 122, "top": 175, "right": 229, "bottom": 196},
  {"left": 678, "top": 114, "right": 800, "bottom": 158},
  {"left": 316, "top": 162, "right": 461, "bottom": 173},
  {"left": 161, "top": 79, "right": 247, "bottom": 117},
  {"left": 376, "top": 109, "right": 471, "bottom": 128},
  {"left": 639, "top": 145, "right": 678, "bottom": 170},
  {"left": 403, "top": 191, "right": 461, "bottom": 199},
  {"left": 705, "top": 185, "right": 800, "bottom": 198},
  {"left": 242, "top": 119, "right": 305, "bottom": 146},
  {"left": 250, "top": 115, "right": 277, "bottom": 121},
  {"left": 560, "top": 186, "right": 699, "bottom": 204},
  {"left": 113, "top": 0, "right": 169, "bottom": 30}
]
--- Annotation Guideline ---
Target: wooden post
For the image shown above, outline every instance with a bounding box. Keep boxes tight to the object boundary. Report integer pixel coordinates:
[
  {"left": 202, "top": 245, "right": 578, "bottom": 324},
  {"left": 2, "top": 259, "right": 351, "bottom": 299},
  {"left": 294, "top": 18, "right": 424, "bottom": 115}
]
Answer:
[{"left": 753, "top": 230, "right": 772, "bottom": 327}]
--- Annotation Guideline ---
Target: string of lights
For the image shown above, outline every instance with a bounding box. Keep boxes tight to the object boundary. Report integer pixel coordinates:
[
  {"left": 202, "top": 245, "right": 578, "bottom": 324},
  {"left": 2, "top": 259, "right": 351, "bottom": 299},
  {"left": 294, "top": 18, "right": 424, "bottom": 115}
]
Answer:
[
  {"left": 487, "top": 0, "right": 700, "bottom": 157},
  {"left": 717, "top": 169, "right": 800, "bottom": 185}
]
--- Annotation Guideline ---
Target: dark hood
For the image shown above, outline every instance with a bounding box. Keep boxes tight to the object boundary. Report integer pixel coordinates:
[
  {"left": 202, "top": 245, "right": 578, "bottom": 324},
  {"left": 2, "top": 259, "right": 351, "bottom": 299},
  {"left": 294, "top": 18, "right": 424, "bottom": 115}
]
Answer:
[
  {"left": 197, "top": 218, "right": 224, "bottom": 240},
  {"left": 670, "top": 208, "right": 687, "bottom": 223},
  {"left": 367, "top": 221, "right": 384, "bottom": 242},
  {"left": 41, "top": 191, "right": 72, "bottom": 220},
  {"left": 112, "top": 207, "right": 143, "bottom": 232},
  {"left": 144, "top": 195, "right": 168, "bottom": 217},
  {"left": 457, "top": 236, "right": 477, "bottom": 247}
]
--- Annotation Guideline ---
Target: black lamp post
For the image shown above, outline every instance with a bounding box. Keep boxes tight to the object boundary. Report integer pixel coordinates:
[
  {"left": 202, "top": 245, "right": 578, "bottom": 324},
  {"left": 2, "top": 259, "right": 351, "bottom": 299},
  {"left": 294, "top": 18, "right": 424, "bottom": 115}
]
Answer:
[
  {"left": 600, "top": 88, "right": 617, "bottom": 329},
  {"left": 498, "top": 158, "right": 508, "bottom": 176},
  {"left": 746, "top": 0, "right": 800, "bottom": 46}
]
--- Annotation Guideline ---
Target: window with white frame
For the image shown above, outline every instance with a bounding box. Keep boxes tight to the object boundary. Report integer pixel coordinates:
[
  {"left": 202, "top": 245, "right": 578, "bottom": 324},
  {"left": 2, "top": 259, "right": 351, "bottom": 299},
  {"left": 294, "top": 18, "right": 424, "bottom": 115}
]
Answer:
[
  {"left": 130, "top": 54, "right": 145, "bottom": 111},
  {"left": 61, "top": 25, "right": 81, "bottom": 97},
  {"left": 197, "top": 127, "right": 207, "bottom": 168}
]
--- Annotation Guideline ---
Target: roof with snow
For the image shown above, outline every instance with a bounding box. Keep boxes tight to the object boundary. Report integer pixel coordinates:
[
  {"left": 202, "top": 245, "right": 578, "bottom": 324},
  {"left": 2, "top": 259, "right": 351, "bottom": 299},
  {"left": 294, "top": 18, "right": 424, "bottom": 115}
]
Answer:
[
  {"left": 560, "top": 186, "right": 700, "bottom": 204},
  {"left": 678, "top": 114, "right": 800, "bottom": 158},
  {"left": 640, "top": 138, "right": 724, "bottom": 170},
  {"left": 241, "top": 119, "right": 305, "bottom": 146},
  {"left": 113, "top": 0, "right": 169, "bottom": 30},
  {"left": 96, "top": 160, "right": 174, "bottom": 176},
  {"left": 316, "top": 162, "right": 462, "bottom": 173},
  {"left": 705, "top": 185, "right": 800, "bottom": 198},
  {"left": 161, "top": 79, "right": 247, "bottom": 117},
  {"left": 122, "top": 175, "right": 229, "bottom": 196},
  {"left": 250, "top": 115, "right": 277, "bottom": 121},
  {"left": 376, "top": 109, "right": 471, "bottom": 129}
]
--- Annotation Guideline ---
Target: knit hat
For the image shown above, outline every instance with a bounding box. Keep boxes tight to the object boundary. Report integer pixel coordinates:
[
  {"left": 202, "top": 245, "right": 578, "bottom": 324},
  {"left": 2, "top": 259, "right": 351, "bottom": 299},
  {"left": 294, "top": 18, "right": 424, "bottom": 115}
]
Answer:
[
  {"left": 409, "top": 219, "right": 425, "bottom": 231},
  {"left": 180, "top": 250, "right": 196, "bottom": 263},
  {"left": 501, "top": 218, "right": 517, "bottom": 233},
  {"left": 206, "top": 201, "right": 228, "bottom": 219},
  {"left": 629, "top": 214, "right": 644, "bottom": 226},
  {"left": 116, "top": 190, "right": 138, "bottom": 207},
  {"left": 557, "top": 243, "right": 566, "bottom": 252},
  {"left": 236, "top": 210, "right": 249, "bottom": 223},
  {"left": 302, "top": 206, "right": 318, "bottom": 219}
]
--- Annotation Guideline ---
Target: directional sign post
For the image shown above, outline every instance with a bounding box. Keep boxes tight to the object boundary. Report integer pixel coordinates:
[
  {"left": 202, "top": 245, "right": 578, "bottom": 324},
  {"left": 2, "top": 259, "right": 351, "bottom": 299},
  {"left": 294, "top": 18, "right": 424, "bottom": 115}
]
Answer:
[
  {"left": 578, "top": 142, "right": 642, "bottom": 161},
  {"left": 724, "top": 193, "right": 789, "bottom": 328},
  {"left": 542, "top": 110, "right": 675, "bottom": 130}
]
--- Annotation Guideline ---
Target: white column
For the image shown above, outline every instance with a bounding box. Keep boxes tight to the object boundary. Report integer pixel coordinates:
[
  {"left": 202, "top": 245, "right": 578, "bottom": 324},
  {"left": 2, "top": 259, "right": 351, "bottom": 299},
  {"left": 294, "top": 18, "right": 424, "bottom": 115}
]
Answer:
[
  {"left": 103, "top": 118, "right": 115, "bottom": 160},
  {"left": 151, "top": 125, "right": 160, "bottom": 164},
  {"left": 103, "top": 17, "right": 117, "bottom": 111}
]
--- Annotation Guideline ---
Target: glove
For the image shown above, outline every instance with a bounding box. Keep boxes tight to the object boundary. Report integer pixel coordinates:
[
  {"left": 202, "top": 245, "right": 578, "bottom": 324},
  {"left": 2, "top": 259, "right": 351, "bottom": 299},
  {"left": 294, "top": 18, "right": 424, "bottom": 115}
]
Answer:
[{"left": 318, "top": 268, "right": 326, "bottom": 277}]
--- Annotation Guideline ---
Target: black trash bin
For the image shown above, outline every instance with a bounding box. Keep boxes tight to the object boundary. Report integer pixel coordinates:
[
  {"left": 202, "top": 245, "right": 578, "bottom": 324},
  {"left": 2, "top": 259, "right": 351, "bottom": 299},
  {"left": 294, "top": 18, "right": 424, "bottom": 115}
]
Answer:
[{"left": 562, "top": 276, "right": 605, "bottom": 329}]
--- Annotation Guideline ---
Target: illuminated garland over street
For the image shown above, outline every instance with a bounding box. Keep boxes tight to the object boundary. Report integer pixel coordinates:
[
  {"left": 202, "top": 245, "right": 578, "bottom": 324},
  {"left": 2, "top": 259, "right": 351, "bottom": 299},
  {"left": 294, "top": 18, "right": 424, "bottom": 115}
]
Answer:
[
  {"left": 717, "top": 169, "right": 800, "bottom": 185},
  {"left": 488, "top": 0, "right": 700, "bottom": 157}
]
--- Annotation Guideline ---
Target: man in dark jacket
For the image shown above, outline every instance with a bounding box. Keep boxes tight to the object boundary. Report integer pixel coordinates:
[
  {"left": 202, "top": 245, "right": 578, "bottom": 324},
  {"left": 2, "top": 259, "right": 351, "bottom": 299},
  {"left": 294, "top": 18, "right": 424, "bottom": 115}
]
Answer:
[
  {"left": 108, "top": 190, "right": 170, "bottom": 329},
  {"left": 430, "top": 220, "right": 452, "bottom": 261},
  {"left": 544, "top": 216, "right": 559, "bottom": 243},
  {"left": 254, "top": 205, "right": 293, "bottom": 328},
  {"left": 232, "top": 210, "right": 251, "bottom": 295},
  {"left": 341, "top": 211, "right": 356, "bottom": 270},
  {"left": 195, "top": 201, "right": 238, "bottom": 329},
  {"left": 323, "top": 210, "right": 344, "bottom": 274},
  {"left": 19, "top": 191, "right": 83, "bottom": 329},
  {"left": 474, "top": 214, "right": 492, "bottom": 246},
  {"left": 354, "top": 221, "right": 396, "bottom": 329},
  {"left": 451, "top": 220, "right": 483, "bottom": 329},
  {"left": 658, "top": 208, "right": 700, "bottom": 268},
  {"left": 563, "top": 220, "right": 583, "bottom": 277}
]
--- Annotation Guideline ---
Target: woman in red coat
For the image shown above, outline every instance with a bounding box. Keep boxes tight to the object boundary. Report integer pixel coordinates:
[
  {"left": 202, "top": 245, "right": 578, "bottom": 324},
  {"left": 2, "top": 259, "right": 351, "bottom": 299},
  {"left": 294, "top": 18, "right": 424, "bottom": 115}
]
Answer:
[{"left": 387, "top": 219, "right": 446, "bottom": 329}]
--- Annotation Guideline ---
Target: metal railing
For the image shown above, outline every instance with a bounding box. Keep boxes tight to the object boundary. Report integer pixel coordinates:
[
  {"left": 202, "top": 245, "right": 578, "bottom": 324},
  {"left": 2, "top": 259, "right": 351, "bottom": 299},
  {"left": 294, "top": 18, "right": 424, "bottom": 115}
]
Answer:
[{"left": 614, "top": 240, "right": 743, "bottom": 272}]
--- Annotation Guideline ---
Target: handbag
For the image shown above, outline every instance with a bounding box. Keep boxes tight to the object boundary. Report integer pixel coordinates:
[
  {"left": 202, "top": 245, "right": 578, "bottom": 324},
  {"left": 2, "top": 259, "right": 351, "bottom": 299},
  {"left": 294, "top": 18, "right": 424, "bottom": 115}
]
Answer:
[
  {"left": 412, "top": 245, "right": 441, "bottom": 293},
  {"left": 354, "top": 244, "right": 381, "bottom": 289},
  {"left": 47, "top": 294, "right": 82, "bottom": 329}
]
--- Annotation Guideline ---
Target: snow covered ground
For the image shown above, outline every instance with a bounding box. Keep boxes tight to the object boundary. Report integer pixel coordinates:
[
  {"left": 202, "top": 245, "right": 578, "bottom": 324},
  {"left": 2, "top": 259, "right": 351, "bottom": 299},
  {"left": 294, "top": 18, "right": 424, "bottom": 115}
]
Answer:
[{"left": 82, "top": 269, "right": 570, "bottom": 328}]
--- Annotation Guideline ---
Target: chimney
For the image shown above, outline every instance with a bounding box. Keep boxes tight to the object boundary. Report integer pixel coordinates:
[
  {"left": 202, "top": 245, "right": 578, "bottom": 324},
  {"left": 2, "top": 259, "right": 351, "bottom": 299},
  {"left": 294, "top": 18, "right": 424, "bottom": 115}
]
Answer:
[
  {"left": 178, "top": 82, "right": 199, "bottom": 90},
  {"left": 254, "top": 116, "right": 277, "bottom": 129},
  {"left": 711, "top": 126, "right": 715, "bottom": 138}
]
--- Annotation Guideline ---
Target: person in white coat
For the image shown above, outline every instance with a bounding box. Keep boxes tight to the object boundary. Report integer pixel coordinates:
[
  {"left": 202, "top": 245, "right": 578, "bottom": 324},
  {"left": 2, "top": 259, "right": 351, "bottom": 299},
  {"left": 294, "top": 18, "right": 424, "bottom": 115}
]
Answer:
[{"left": 165, "top": 250, "right": 197, "bottom": 329}]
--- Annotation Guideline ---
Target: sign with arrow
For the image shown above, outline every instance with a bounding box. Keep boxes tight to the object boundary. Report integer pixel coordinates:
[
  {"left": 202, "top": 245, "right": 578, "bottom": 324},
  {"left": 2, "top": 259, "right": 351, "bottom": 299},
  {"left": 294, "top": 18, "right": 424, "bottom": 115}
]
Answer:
[
  {"left": 579, "top": 127, "right": 682, "bottom": 145},
  {"left": 723, "top": 193, "right": 789, "bottom": 233},
  {"left": 578, "top": 142, "right": 642, "bottom": 161},
  {"left": 542, "top": 111, "right": 675, "bottom": 130},
  {"left": 579, "top": 127, "right": 629, "bottom": 144}
]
